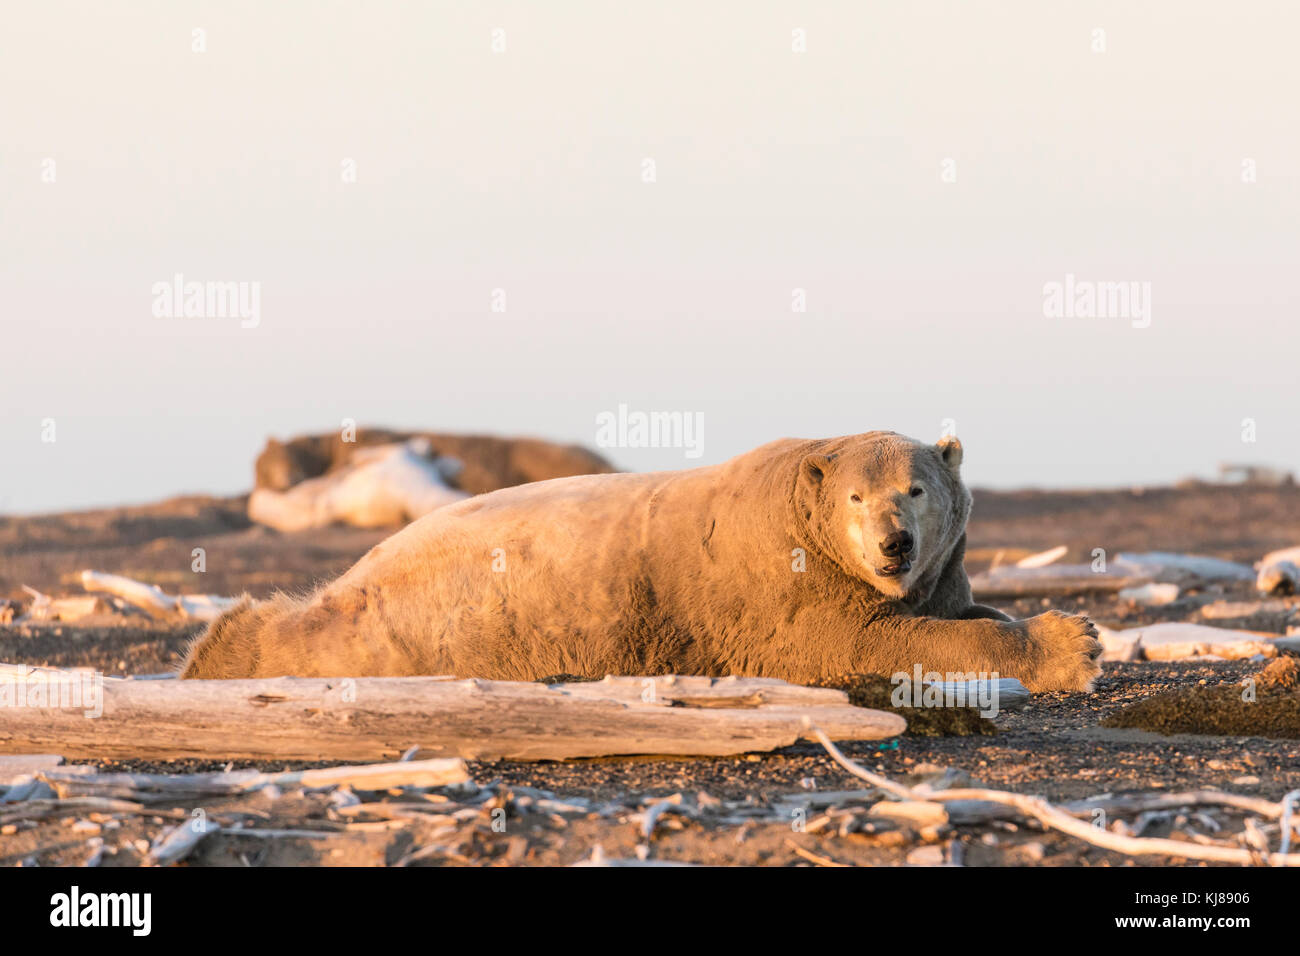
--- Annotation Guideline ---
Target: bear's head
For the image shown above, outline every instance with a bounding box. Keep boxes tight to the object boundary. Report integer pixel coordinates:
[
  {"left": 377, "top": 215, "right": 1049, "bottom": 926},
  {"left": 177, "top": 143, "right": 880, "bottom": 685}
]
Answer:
[{"left": 794, "top": 431, "right": 970, "bottom": 599}]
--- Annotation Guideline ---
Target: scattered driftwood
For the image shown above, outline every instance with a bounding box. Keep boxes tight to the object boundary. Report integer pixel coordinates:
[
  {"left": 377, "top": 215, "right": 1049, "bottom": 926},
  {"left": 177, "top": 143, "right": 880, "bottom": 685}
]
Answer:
[
  {"left": 970, "top": 564, "right": 1149, "bottom": 599},
  {"left": 1114, "top": 552, "right": 1256, "bottom": 583},
  {"left": 78, "top": 571, "right": 238, "bottom": 623},
  {"left": 7, "top": 747, "right": 1297, "bottom": 867},
  {"left": 975, "top": 549, "right": 1264, "bottom": 598},
  {"left": 1098, "top": 622, "right": 1300, "bottom": 663},
  {"left": 15, "top": 587, "right": 103, "bottom": 623},
  {"left": 1058, "top": 790, "right": 1286, "bottom": 820},
  {"left": 0, "top": 754, "right": 64, "bottom": 786},
  {"left": 0, "top": 669, "right": 904, "bottom": 761},
  {"left": 34, "top": 759, "right": 470, "bottom": 802},
  {"left": 809, "top": 725, "right": 1300, "bottom": 866},
  {"left": 1, "top": 798, "right": 186, "bottom": 825}
]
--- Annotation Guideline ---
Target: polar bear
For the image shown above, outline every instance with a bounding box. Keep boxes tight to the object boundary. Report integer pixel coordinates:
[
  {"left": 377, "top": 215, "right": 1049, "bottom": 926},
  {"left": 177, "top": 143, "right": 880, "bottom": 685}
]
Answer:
[
  {"left": 182, "top": 431, "right": 1102, "bottom": 691},
  {"left": 247, "top": 440, "right": 470, "bottom": 532}
]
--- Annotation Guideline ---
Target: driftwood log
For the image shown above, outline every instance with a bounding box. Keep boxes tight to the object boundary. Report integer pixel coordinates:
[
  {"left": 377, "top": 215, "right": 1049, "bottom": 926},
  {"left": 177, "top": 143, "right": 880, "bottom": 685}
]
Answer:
[
  {"left": 31, "top": 759, "right": 471, "bottom": 802},
  {"left": 0, "top": 667, "right": 904, "bottom": 762},
  {"left": 970, "top": 564, "right": 1150, "bottom": 599}
]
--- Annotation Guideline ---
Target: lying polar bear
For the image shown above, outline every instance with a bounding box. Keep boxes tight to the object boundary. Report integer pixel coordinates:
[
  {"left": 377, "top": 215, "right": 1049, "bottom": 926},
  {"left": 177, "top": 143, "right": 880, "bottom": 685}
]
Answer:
[
  {"left": 184, "top": 431, "right": 1102, "bottom": 691},
  {"left": 247, "top": 439, "right": 469, "bottom": 532}
]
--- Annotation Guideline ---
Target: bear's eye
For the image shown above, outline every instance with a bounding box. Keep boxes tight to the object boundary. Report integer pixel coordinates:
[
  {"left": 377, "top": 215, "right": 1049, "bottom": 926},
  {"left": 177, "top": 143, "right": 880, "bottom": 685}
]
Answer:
[
  {"left": 909, "top": 487, "right": 924, "bottom": 498},
  {"left": 849, "top": 494, "right": 862, "bottom": 504}
]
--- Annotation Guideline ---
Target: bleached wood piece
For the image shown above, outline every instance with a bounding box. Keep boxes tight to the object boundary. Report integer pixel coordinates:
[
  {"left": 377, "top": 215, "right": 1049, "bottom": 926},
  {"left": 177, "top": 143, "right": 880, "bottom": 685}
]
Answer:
[
  {"left": 1114, "top": 552, "right": 1255, "bottom": 583},
  {"left": 970, "top": 564, "right": 1149, "bottom": 598},
  {"left": 1060, "top": 790, "right": 1286, "bottom": 820},
  {"left": 868, "top": 800, "right": 948, "bottom": 827},
  {"left": 1117, "top": 583, "right": 1181, "bottom": 606},
  {"left": 146, "top": 820, "right": 221, "bottom": 866},
  {"left": 78, "top": 571, "right": 175, "bottom": 616},
  {"left": 1258, "top": 546, "right": 1300, "bottom": 595},
  {"left": 1015, "top": 545, "right": 1068, "bottom": 569},
  {"left": 0, "top": 671, "right": 905, "bottom": 762},
  {"left": 11, "top": 587, "right": 101, "bottom": 623},
  {"left": 1118, "top": 622, "right": 1283, "bottom": 661},
  {"left": 1097, "top": 625, "right": 1144, "bottom": 662},
  {"left": 78, "top": 570, "right": 238, "bottom": 622},
  {"left": 933, "top": 677, "right": 1029, "bottom": 712},
  {"left": 15, "top": 593, "right": 102, "bottom": 623},
  {"left": 36, "top": 758, "right": 471, "bottom": 801},
  {"left": 1200, "top": 599, "right": 1291, "bottom": 621}
]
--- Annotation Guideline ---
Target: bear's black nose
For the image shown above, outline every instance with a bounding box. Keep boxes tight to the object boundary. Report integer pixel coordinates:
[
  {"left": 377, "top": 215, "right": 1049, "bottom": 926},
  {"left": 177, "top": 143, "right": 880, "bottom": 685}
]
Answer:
[{"left": 879, "top": 530, "right": 913, "bottom": 557}]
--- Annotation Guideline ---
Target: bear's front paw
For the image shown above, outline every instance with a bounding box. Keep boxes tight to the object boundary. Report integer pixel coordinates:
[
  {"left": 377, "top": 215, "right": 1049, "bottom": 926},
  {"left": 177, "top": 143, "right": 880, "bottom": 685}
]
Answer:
[{"left": 1022, "top": 610, "right": 1102, "bottom": 692}]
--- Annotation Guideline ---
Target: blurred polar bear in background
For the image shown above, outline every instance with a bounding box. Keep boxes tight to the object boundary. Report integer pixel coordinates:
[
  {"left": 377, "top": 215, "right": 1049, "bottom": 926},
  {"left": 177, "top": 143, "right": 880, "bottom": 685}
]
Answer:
[{"left": 248, "top": 439, "right": 468, "bottom": 532}]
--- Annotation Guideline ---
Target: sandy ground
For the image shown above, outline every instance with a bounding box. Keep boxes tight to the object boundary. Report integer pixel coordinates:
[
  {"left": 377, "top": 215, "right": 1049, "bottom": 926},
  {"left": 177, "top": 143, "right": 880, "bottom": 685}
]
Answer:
[{"left": 2, "top": 482, "right": 1299, "bottom": 866}]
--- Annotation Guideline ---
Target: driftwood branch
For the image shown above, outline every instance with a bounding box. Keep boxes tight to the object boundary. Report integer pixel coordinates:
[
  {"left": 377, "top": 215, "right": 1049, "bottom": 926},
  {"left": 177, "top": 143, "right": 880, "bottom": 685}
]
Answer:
[
  {"left": 0, "top": 668, "right": 904, "bottom": 762},
  {"left": 34, "top": 759, "right": 470, "bottom": 802},
  {"left": 809, "top": 725, "right": 1300, "bottom": 866},
  {"left": 78, "top": 570, "right": 239, "bottom": 622}
]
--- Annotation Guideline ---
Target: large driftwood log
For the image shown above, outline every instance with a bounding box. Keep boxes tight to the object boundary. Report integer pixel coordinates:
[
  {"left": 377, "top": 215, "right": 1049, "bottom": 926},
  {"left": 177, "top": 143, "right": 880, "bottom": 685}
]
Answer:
[{"left": 0, "top": 668, "right": 904, "bottom": 762}]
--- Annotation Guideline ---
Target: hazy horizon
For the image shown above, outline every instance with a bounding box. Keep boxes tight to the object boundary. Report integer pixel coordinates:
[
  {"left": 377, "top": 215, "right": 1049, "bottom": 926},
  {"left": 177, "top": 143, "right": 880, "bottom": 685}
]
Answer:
[{"left": 4, "top": 1, "right": 1298, "bottom": 515}]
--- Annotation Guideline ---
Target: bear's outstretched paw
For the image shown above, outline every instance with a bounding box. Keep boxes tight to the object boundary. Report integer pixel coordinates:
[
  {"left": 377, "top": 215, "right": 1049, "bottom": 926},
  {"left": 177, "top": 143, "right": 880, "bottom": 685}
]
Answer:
[{"left": 1022, "top": 610, "right": 1102, "bottom": 692}]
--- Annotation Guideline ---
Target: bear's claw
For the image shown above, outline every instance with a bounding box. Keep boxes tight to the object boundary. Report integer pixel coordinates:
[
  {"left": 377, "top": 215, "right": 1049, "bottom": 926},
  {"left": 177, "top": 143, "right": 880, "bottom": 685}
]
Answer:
[{"left": 1022, "top": 610, "right": 1104, "bottom": 692}]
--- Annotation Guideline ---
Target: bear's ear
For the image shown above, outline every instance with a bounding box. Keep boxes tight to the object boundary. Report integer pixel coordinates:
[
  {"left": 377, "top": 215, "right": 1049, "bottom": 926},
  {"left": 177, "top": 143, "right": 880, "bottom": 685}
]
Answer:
[
  {"left": 799, "top": 453, "right": 834, "bottom": 488},
  {"left": 936, "top": 436, "right": 963, "bottom": 476}
]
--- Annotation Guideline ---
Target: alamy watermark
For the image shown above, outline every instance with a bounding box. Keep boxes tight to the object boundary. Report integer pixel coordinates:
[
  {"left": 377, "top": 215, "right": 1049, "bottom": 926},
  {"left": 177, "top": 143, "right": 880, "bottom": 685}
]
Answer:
[
  {"left": 1042, "top": 273, "right": 1151, "bottom": 329},
  {"left": 596, "top": 404, "right": 704, "bottom": 460},
  {"left": 152, "top": 273, "right": 260, "bottom": 328},
  {"left": 1, "top": 668, "right": 103, "bottom": 718},
  {"left": 891, "top": 665, "right": 1002, "bottom": 718},
  {"left": 50, "top": 886, "right": 150, "bottom": 936}
]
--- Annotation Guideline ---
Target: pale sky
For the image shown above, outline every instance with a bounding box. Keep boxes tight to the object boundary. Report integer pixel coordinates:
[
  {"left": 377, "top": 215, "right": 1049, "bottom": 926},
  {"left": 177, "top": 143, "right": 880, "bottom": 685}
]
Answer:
[{"left": 2, "top": 1, "right": 1298, "bottom": 514}]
